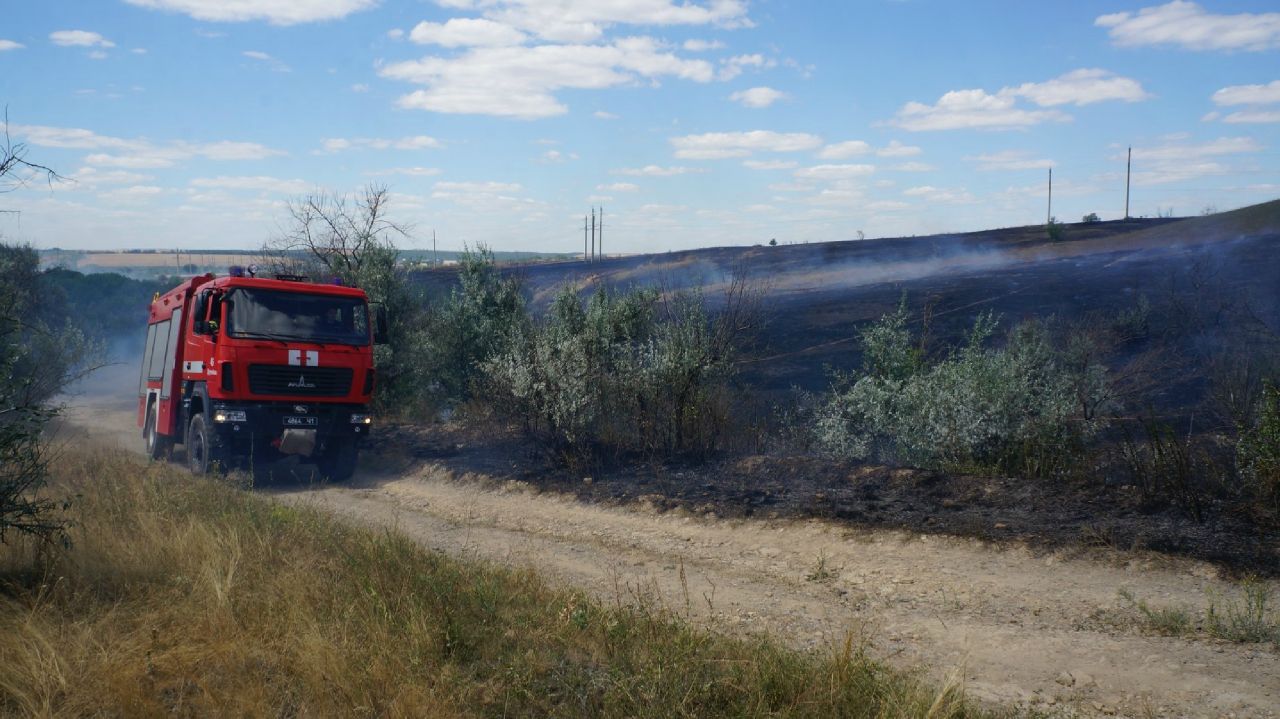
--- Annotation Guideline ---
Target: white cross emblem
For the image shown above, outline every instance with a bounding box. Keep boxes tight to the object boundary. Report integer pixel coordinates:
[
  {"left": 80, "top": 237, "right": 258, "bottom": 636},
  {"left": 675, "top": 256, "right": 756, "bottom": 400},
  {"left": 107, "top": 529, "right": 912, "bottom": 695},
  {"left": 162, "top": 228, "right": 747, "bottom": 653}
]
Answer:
[{"left": 287, "top": 350, "right": 320, "bottom": 366}]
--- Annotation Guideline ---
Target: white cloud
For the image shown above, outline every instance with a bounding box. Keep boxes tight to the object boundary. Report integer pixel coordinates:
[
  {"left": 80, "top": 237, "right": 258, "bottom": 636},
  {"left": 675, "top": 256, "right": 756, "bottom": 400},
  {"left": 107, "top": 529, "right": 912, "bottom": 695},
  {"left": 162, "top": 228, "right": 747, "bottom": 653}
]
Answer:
[
  {"left": 409, "top": 18, "right": 528, "bottom": 47},
  {"left": 434, "top": 180, "right": 522, "bottom": 193},
  {"left": 387, "top": 28, "right": 405, "bottom": 40},
  {"left": 50, "top": 30, "right": 115, "bottom": 47},
  {"left": 889, "top": 162, "right": 935, "bottom": 172},
  {"left": 593, "top": 110, "right": 619, "bottom": 119},
  {"left": 817, "top": 140, "right": 871, "bottom": 160},
  {"left": 1126, "top": 136, "right": 1264, "bottom": 185},
  {"left": 1222, "top": 110, "right": 1280, "bottom": 124},
  {"left": 968, "top": 150, "right": 1053, "bottom": 171},
  {"left": 1131, "top": 136, "right": 1261, "bottom": 161},
  {"left": 612, "top": 164, "right": 704, "bottom": 176},
  {"left": 99, "top": 185, "right": 166, "bottom": 202},
  {"left": 131, "top": 47, "right": 148, "bottom": 54},
  {"left": 877, "top": 140, "right": 921, "bottom": 157},
  {"left": 243, "top": 50, "right": 291, "bottom": 71},
  {"left": 1096, "top": 1, "right": 1280, "bottom": 52},
  {"left": 83, "top": 153, "right": 174, "bottom": 169},
  {"left": 12, "top": 123, "right": 285, "bottom": 168},
  {"left": 891, "top": 69, "right": 1144, "bottom": 132},
  {"left": 670, "top": 130, "right": 822, "bottom": 159},
  {"left": 67, "top": 167, "right": 154, "bottom": 187},
  {"left": 0, "top": 40, "right": 25, "bottom": 52},
  {"left": 1005, "top": 68, "right": 1150, "bottom": 106},
  {"left": 364, "top": 166, "right": 443, "bottom": 177},
  {"left": 318, "top": 135, "right": 442, "bottom": 153},
  {"left": 683, "top": 38, "right": 725, "bottom": 51},
  {"left": 866, "top": 200, "right": 910, "bottom": 211},
  {"left": 431, "top": 180, "right": 542, "bottom": 211},
  {"left": 742, "top": 159, "right": 797, "bottom": 170},
  {"left": 729, "top": 86, "right": 785, "bottom": 108},
  {"left": 351, "top": 83, "right": 370, "bottom": 92},
  {"left": 794, "top": 164, "right": 875, "bottom": 181},
  {"left": 902, "top": 185, "right": 975, "bottom": 204},
  {"left": 541, "top": 149, "right": 566, "bottom": 162},
  {"left": 718, "top": 53, "right": 774, "bottom": 81},
  {"left": 123, "top": 0, "right": 379, "bottom": 25},
  {"left": 893, "top": 89, "right": 1068, "bottom": 131},
  {"left": 12, "top": 125, "right": 137, "bottom": 150},
  {"left": 1212, "top": 80, "right": 1280, "bottom": 106},
  {"left": 190, "top": 176, "right": 312, "bottom": 194},
  {"left": 597, "top": 182, "right": 638, "bottom": 192},
  {"left": 438, "top": 0, "right": 751, "bottom": 43},
  {"left": 382, "top": 37, "right": 714, "bottom": 118},
  {"left": 88, "top": 50, "right": 109, "bottom": 60}
]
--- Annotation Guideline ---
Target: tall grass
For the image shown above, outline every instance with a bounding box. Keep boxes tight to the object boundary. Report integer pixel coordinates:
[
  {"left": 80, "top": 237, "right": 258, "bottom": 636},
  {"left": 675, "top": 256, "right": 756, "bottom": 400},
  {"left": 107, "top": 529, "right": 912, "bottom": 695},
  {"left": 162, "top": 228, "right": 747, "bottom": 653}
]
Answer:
[{"left": 0, "top": 450, "right": 989, "bottom": 718}]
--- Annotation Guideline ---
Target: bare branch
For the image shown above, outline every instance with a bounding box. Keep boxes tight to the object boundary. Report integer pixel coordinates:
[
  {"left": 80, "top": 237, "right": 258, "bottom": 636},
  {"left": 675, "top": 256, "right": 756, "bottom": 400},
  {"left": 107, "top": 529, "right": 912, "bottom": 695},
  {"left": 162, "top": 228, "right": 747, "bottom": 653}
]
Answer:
[{"left": 0, "top": 107, "right": 67, "bottom": 197}]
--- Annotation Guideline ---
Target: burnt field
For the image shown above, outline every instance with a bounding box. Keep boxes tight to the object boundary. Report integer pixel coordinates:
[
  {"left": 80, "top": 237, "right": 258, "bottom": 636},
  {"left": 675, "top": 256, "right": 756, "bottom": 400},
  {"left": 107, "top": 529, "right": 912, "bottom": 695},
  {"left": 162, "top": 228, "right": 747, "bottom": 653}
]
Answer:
[{"left": 400, "top": 201, "right": 1280, "bottom": 574}]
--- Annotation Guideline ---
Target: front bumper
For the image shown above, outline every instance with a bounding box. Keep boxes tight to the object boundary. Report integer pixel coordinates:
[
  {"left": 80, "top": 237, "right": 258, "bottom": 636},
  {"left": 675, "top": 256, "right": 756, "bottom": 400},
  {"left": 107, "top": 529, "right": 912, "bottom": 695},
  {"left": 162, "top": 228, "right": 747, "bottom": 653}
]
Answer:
[{"left": 209, "top": 400, "right": 371, "bottom": 453}]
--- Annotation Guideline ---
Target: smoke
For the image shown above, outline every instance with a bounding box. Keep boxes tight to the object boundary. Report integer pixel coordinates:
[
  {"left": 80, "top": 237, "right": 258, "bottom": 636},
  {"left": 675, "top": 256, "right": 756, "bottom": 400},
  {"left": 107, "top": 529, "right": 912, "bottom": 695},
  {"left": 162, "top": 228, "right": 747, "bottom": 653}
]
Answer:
[{"left": 60, "top": 333, "right": 144, "bottom": 410}]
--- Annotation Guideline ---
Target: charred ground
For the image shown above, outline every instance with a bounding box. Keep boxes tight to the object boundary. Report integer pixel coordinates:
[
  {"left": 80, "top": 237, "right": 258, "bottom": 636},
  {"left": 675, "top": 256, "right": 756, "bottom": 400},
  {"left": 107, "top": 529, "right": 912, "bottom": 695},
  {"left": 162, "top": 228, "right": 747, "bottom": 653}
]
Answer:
[{"left": 396, "top": 202, "right": 1280, "bottom": 575}]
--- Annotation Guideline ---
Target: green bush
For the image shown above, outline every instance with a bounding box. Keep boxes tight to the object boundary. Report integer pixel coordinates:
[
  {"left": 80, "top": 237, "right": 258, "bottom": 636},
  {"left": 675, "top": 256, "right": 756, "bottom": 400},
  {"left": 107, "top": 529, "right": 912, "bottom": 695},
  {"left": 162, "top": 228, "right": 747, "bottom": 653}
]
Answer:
[
  {"left": 812, "top": 307, "right": 1105, "bottom": 477},
  {"left": 1237, "top": 382, "right": 1280, "bottom": 517},
  {"left": 484, "top": 285, "right": 737, "bottom": 462},
  {"left": 1046, "top": 217, "right": 1066, "bottom": 242},
  {"left": 414, "top": 247, "right": 528, "bottom": 410}
]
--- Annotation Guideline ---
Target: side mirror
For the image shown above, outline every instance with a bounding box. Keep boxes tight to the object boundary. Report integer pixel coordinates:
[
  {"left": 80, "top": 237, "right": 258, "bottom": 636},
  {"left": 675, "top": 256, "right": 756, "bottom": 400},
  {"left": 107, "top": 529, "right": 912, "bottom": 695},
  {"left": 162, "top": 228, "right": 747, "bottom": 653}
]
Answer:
[{"left": 372, "top": 304, "right": 389, "bottom": 345}]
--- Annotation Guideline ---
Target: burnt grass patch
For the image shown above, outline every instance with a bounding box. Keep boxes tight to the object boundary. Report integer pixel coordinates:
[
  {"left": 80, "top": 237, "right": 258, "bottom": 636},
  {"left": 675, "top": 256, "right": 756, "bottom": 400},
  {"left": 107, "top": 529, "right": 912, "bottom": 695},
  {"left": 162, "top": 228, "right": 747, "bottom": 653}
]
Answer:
[
  {"left": 389, "top": 207, "right": 1280, "bottom": 578},
  {"left": 370, "top": 421, "right": 1279, "bottom": 578}
]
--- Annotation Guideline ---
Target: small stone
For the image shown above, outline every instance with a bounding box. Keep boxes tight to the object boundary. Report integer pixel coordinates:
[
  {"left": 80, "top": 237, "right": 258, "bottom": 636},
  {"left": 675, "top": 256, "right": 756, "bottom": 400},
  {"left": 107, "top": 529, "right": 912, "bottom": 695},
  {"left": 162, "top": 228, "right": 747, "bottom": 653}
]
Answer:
[
  {"left": 994, "top": 522, "right": 1009, "bottom": 530},
  {"left": 582, "top": 477, "right": 593, "bottom": 485},
  {"left": 1055, "top": 671, "right": 1075, "bottom": 687}
]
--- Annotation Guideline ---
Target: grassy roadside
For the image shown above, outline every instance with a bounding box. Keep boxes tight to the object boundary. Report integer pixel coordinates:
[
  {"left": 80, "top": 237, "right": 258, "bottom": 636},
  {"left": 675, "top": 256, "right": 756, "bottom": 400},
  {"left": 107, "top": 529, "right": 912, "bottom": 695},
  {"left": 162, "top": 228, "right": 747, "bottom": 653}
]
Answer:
[{"left": 0, "top": 450, "right": 994, "bottom": 718}]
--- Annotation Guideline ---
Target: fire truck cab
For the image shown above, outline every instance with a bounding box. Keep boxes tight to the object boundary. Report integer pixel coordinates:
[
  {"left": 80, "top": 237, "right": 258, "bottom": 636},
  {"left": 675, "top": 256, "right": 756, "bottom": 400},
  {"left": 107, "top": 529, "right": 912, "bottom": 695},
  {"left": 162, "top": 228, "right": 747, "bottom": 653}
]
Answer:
[{"left": 137, "top": 268, "right": 386, "bottom": 480}]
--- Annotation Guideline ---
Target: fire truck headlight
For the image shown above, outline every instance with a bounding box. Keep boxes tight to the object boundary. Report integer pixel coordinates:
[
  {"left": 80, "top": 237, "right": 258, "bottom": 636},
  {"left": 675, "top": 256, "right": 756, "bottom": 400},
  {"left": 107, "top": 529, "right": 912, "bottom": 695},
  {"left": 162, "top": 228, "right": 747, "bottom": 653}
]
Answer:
[
  {"left": 214, "top": 410, "right": 247, "bottom": 423},
  {"left": 350, "top": 414, "right": 373, "bottom": 425}
]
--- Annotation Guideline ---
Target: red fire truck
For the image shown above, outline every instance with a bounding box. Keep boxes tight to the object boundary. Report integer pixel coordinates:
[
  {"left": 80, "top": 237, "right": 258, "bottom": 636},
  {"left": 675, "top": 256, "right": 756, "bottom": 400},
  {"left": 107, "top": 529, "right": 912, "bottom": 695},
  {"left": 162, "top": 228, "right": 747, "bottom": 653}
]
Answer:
[{"left": 137, "top": 268, "right": 386, "bottom": 480}]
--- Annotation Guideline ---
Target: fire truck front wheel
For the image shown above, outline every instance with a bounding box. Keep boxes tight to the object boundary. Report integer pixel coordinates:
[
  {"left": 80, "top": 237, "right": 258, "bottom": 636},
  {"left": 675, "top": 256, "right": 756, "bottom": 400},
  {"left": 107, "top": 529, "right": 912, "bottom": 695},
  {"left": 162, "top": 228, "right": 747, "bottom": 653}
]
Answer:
[
  {"left": 318, "top": 438, "right": 358, "bottom": 482},
  {"left": 186, "top": 413, "right": 224, "bottom": 475}
]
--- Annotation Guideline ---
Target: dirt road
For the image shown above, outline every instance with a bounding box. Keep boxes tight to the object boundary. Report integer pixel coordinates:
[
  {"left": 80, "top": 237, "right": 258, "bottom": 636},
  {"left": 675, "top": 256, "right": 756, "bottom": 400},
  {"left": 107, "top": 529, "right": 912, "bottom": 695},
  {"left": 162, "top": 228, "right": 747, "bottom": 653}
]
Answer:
[{"left": 62, "top": 391, "right": 1279, "bottom": 717}]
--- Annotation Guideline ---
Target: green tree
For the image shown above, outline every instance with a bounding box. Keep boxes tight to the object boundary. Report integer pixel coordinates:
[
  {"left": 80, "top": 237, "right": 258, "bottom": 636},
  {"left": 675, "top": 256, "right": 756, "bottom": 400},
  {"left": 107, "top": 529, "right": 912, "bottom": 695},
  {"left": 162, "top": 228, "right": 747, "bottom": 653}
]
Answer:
[{"left": 1, "top": 243, "right": 100, "bottom": 542}]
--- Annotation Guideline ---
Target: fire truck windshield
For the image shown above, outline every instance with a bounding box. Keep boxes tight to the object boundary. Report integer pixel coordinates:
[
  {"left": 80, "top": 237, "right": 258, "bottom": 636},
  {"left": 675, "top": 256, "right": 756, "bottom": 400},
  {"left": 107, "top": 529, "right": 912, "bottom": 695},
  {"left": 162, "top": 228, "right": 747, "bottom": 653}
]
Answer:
[{"left": 225, "top": 288, "right": 370, "bottom": 346}]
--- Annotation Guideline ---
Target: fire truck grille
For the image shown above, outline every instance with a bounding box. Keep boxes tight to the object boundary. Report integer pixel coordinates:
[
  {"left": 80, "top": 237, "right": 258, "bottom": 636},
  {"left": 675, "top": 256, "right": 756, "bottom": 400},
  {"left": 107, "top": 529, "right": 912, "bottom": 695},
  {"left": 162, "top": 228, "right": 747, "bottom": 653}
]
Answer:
[{"left": 248, "top": 365, "right": 353, "bottom": 397}]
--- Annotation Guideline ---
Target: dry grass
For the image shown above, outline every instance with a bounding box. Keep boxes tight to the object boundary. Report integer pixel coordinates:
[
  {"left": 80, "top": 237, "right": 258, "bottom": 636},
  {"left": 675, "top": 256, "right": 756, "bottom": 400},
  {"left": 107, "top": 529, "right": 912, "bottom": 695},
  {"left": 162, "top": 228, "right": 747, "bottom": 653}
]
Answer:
[{"left": 0, "top": 449, "right": 994, "bottom": 718}]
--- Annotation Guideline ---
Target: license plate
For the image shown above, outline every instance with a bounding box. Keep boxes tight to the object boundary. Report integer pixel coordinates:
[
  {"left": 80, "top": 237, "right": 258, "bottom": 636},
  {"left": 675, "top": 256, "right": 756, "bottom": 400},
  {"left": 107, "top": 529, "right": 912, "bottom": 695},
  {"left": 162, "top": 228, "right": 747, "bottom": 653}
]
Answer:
[{"left": 284, "top": 416, "right": 317, "bottom": 427}]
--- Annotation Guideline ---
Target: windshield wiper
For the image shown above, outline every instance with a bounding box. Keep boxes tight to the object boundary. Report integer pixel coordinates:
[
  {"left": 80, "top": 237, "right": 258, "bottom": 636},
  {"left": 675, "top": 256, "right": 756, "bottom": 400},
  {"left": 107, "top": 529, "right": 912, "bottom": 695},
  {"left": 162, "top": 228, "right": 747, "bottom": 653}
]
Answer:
[
  {"left": 232, "top": 331, "right": 292, "bottom": 345},
  {"left": 266, "top": 333, "right": 361, "bottom": 348}
]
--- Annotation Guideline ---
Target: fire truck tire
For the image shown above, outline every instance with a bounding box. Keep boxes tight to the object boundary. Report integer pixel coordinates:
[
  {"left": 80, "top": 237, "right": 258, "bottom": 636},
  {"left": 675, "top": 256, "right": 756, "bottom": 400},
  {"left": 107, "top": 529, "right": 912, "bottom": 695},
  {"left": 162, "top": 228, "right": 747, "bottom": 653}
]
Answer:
[
  {"left": 319, "top": 439, "right": 358, "bottom": 481},
  {"left": 143, "top": 403, "right": 171, "bottom": 460},
  {"left": 186, "top": 413, "right": 223, "bottom": 475}
]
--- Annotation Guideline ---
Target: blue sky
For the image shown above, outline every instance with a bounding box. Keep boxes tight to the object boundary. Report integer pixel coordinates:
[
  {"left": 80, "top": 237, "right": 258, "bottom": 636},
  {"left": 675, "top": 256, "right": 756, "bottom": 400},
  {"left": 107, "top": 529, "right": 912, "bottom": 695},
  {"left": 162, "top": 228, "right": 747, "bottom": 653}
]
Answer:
[{"left": 2, "top": 0, "right": 1278, "bottom": 253}]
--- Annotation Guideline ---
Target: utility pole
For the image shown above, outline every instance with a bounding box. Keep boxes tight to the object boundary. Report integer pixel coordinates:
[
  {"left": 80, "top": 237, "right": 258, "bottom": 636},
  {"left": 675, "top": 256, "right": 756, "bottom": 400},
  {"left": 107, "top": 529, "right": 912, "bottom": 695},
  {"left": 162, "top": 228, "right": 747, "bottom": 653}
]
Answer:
[
  {"left": 432, "top": 229, "right": 437, "bottom": 265},
  {"left": 598, "top": 206, "right": 603, "bottom": 260},
  {"left": 584, "top": 214, "right": 589, "bottom": 261},
  {"left": 1047, "top": 167, "right": 1053, "bottom": 225},
  {"left": 1125, "top": 146, "right": 1132, "bottom": 220},
  {"left": 590, "top": 207, "right": 596, "bottom": 262}
]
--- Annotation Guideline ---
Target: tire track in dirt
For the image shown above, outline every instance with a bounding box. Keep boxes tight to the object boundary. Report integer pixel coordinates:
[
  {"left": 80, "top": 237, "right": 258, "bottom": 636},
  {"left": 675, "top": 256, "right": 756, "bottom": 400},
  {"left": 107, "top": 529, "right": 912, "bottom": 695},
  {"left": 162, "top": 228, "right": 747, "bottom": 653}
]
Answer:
[{"left": 269, "top": 466, "right": 1278, "bottom": 718}]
